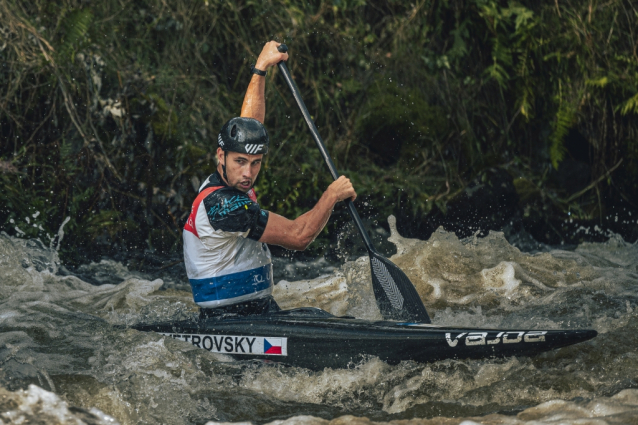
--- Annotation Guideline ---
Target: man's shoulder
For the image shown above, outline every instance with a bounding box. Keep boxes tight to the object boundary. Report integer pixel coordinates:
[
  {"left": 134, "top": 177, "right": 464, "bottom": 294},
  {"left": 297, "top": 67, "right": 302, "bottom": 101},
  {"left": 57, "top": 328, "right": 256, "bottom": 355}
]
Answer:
[
  {"left": 202, "top": 187, "right": 257, "bottom": 222},
  {"left": 199, "top": 172, "right": 224, "bottom": 191}
]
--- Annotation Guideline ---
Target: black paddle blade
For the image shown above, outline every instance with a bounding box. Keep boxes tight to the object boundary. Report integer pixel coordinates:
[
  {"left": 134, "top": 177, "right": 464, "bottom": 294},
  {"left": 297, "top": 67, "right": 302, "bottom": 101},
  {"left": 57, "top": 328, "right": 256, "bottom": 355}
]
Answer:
[{"left": 369, "top": 253, "right": 431, "bottom": 323}]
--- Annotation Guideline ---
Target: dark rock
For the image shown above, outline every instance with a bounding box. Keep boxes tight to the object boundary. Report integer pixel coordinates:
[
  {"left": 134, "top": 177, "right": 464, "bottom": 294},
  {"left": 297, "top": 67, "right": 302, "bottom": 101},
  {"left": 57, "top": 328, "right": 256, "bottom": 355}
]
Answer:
[
  {"left": 550, "top": 128, "right": 593, "bottom": 195},
  {"left": 551, "top": 158, "right": 591, "bottom": 195}
]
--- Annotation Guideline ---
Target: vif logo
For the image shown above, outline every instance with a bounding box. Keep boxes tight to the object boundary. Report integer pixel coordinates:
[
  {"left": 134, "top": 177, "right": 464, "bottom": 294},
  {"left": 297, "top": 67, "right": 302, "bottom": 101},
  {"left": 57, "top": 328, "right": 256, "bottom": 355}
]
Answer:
[{"left": 245, "top": 144, "right": 263, "bottom": 154}]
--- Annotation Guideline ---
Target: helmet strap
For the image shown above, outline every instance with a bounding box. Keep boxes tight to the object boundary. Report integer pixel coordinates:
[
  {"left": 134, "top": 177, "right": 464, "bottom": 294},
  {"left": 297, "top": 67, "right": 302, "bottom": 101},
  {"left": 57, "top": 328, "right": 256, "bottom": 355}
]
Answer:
[{"left": 222, "top": 152, "right": 229, "bottom": 184}]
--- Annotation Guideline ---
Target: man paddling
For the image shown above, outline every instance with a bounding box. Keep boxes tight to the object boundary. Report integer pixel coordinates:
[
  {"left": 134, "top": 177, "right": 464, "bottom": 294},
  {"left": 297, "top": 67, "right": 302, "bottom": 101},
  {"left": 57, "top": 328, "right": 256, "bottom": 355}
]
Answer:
[{"left": 183, "top": 41, "right": 357, "bottom": 318}]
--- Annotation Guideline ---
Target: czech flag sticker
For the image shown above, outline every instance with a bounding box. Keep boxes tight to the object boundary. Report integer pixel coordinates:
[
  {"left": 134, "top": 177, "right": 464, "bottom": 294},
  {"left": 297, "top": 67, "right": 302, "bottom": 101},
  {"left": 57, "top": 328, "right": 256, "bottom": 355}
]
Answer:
[{"left": 264, "top": 338, "right": 284, "bottom": 355}]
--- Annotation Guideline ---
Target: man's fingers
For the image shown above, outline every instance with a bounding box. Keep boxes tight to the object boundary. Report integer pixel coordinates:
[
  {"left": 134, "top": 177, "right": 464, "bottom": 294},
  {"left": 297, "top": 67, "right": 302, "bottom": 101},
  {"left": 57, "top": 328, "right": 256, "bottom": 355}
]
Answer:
[
  {"left": 273, "top": 42, "right": 288, "bottom": 60},
  {"left": 275, "top": 43, "right": 288, "bottom": 59},
  {"left": 276, "top": 51, "right": 289, "bottom": 62},
  {"left": 257, "top": 41, "right": 288, "bottom": 69},
  {"left": 349, "top": 187, "right": 357, "bottom": 202},
  {"left": 331, "top": 176, "right": 356, "bottom": 202}
]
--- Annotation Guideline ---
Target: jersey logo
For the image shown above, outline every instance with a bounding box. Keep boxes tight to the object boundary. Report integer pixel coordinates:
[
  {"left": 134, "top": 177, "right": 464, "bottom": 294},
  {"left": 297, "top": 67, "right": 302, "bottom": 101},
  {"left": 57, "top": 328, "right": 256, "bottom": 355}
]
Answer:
[
  {"left": 245, "top": 144, "right": 263, "bottom": 154},
  {"left": 207, "top": 195, "right": 252, "bottom": 220}
]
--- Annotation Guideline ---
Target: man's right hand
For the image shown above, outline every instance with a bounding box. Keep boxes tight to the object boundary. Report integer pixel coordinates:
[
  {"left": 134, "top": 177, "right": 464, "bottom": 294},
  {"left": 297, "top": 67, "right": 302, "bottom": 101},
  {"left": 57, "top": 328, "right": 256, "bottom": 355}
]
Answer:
[{"left": 328, "top": 176, "right": 357, "bottom": 203}]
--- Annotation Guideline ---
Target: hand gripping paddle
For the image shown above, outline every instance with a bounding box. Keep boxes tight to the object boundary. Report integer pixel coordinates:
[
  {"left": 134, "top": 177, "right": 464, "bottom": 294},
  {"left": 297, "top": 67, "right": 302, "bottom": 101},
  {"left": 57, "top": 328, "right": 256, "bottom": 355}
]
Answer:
[{"left": 276, "top": 44, "right": 431, "bottom": 323}]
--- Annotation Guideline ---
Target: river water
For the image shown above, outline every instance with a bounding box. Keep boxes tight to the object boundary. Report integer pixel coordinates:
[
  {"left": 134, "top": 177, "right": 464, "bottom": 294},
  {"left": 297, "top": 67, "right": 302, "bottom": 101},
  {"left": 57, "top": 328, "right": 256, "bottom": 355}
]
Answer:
[{"left": 1, "top": 217, "right": 637, "bottom": 424}]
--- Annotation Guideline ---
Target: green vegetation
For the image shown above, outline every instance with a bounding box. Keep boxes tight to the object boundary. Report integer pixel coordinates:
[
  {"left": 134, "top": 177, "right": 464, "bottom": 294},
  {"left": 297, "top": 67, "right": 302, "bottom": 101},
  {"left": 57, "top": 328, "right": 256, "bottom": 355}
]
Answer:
[{"left": 0, "top": 0, "right": 637, "bottom": 262}]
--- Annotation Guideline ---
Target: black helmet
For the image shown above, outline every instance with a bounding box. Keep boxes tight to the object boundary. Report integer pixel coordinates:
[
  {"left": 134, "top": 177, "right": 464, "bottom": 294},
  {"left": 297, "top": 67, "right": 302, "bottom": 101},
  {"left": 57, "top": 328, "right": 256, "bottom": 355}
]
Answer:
[{"left": 218, "top": 117, "right": 269, "bottom": 155}]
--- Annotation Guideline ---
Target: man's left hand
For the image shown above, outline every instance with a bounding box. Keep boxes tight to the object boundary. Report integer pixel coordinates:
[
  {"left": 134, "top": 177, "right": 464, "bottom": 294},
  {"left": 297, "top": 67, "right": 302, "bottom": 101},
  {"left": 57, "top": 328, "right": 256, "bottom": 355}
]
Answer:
[{"left": 255, "top": 41, "right": 288, "bottom": 71}]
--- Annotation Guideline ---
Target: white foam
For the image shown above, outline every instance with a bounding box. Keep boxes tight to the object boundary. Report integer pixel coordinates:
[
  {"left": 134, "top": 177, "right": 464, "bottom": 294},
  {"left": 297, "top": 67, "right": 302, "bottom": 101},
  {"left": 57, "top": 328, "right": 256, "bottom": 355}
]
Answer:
[
  {"left": 0, "top": 384, "right": 119, "bottom": 424},
  {"left": 1, "top": 222, "right": 638, "bottom": 424},
  {"left": 480, "top": 261, "right": 521, "bottom": 298}
]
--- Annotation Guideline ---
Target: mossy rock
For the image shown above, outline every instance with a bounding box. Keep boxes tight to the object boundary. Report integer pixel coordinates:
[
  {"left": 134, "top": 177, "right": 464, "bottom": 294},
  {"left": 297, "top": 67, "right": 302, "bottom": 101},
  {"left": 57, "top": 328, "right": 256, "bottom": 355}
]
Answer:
[{"left": 513, "top": 177, "right": 542, "bottom": 205}]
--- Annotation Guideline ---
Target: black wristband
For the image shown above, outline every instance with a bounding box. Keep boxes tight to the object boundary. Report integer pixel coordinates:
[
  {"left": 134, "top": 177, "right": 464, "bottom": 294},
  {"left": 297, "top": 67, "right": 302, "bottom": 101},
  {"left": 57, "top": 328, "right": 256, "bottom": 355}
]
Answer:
[{"left": 251, "top": 64, "right": 267, "bottom": 77}]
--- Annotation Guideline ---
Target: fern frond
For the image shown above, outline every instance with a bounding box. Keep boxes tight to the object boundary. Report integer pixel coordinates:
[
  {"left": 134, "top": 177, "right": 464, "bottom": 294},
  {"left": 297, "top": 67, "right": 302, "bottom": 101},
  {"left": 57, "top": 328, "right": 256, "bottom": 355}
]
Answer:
[
  {"left": 60, "top": 138, "right": 73, "bottom": 158},
  {"left": 59, "top": 9, "right": 93, "bottom": 60},
  {"left": 585, "top": 77, "right": 610, "bottom": 88},
  {"left": 485, "top": 63, "right": 510, "bottom": 87},
  {"left": 518, "top": 84, "right": 534, "bottom": 119},
  {"left": 620, "top": 92, "right": 638, "bottom": 115},
  {"left": 549, "top": 102, "right": 577, "bottom": 169},
  {"left": 484, "top": 37, "right": 512, "bottom": 87},
  {"left": 510, "top": 6, "right": 534, "bottom": 31}
]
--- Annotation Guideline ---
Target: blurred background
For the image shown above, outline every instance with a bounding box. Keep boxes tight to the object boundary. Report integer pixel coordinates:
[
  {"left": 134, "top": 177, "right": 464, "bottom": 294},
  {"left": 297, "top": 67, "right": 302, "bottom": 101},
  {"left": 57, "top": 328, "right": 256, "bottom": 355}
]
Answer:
[{"left": 1, "top": 0, "right": 636, "bottom": 267}]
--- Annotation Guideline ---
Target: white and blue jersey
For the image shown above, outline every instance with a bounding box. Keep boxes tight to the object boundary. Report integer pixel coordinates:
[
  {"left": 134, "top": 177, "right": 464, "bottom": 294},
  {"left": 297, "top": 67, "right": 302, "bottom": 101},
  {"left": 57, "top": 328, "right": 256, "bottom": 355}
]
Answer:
[{"left": 183, "top": 171, "right": 272, "bottom": 308}]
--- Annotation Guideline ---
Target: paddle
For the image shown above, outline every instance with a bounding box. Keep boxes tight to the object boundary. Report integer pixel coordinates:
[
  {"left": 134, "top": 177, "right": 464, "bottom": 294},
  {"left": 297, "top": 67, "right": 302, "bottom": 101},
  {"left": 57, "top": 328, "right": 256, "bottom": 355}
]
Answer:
[{"left": 275, "top": 44, "right": 431, "bottom": 323}]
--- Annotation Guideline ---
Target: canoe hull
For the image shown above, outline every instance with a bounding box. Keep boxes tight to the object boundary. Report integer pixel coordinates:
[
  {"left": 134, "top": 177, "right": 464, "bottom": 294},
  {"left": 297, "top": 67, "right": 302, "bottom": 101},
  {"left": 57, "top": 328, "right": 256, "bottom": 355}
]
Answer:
[{"left": 132, "top": 309, "right": 597, "bottom": 369}]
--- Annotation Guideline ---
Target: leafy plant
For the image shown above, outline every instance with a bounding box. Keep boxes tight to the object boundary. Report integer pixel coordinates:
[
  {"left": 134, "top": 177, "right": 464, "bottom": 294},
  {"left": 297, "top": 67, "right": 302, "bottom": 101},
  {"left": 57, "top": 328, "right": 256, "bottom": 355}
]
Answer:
[
  {"left": 549, "top": 101, "right": 577, "bottom": 170},
  {"left": 58, "top": 8, "right": 93, "bottom": 61},
  {"left": 0, "top": 0, "right": 636, "bottom": 264}
]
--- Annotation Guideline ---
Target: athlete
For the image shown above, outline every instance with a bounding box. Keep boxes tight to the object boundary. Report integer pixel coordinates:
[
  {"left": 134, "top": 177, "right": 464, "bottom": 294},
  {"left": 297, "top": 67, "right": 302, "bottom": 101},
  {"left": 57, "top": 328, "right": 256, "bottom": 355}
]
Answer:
[{"left": 183, "top": 41, "right": 357, "bottom": 318}]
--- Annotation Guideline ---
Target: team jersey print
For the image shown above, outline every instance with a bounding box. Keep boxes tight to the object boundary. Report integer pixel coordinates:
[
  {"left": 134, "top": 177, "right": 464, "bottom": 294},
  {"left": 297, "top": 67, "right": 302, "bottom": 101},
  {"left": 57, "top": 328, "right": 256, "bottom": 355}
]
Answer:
[{"left": 161, "top": 333, "right": 288, "bottom": 356}]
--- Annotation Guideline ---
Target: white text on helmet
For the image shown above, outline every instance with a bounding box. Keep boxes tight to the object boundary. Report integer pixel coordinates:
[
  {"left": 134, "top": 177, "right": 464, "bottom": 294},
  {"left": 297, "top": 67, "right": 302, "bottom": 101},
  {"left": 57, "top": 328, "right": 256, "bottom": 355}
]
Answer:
[{"left": 245, "top": 144, "right": 264, "bottom": 154}]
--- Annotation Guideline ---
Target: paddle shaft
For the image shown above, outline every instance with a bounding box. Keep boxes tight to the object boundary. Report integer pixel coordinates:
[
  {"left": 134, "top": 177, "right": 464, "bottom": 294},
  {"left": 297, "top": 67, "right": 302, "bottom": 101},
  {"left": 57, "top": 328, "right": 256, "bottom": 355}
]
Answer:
[
  {"left": 276, "top": 48, "right": 375, "bottom": 253},
  {"left": 275, "top": 44, "right": 431, "bottom": 323}
]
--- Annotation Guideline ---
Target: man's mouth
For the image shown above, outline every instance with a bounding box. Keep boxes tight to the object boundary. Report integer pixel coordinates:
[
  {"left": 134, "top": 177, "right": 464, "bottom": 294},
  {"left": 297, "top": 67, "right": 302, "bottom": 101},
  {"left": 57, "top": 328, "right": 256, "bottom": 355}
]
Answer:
[{"left": 238, "top": 180, "right": 252, "bottom": 190}]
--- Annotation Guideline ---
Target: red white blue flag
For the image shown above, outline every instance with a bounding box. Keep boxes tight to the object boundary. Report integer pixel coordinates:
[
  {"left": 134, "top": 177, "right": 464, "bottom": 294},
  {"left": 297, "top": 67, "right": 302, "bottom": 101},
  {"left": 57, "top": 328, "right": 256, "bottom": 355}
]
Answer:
[{"left": 264, "top": 338, "right": 283, "bottom": 355}]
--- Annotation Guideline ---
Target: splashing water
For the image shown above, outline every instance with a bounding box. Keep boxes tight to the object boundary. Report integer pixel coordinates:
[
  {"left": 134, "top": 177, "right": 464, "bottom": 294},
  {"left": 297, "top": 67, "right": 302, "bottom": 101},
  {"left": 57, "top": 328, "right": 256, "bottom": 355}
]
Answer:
[{"left": 0, "top": 219, "right": 637, "bottom": 424}]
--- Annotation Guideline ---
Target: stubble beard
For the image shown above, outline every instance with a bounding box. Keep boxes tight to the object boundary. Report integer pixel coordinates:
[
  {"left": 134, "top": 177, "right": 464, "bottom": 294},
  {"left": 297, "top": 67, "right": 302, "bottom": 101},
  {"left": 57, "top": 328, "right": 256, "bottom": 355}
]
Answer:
[
  {"left": 226, "top": 171, "right": 253, "bottom": 193},
  {"left": 232, "top": 179, "right": 252, "bottom": 193}
]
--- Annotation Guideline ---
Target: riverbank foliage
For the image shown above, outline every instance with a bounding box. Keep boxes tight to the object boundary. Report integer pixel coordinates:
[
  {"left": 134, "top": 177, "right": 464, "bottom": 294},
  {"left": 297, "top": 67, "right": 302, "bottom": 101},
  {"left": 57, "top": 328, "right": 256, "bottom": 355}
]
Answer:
[{"left": 1, "top": 0, "right": 637, "bottom": 263}]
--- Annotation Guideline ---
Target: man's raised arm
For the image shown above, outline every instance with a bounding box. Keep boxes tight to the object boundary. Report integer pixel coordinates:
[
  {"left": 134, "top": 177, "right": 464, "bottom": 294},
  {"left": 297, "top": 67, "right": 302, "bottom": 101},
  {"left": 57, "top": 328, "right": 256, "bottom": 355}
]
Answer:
[{"left": 240, "top": 41, "right": 288, "bottom": 123}]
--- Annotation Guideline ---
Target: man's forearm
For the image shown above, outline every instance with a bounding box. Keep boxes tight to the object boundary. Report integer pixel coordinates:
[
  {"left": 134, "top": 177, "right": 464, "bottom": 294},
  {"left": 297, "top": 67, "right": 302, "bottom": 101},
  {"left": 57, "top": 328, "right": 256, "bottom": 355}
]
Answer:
[
  {"left": 258, "top": 190, "right": 336, "bottom": 251},
  {"left": 292, "top": 189, "right": 338, "bottom": 248},
  {"left": 241, "top": 42, "right": 286, "bottom": 123},
  {"left": 258, "top": 176, "right": 355, "bottom": 250},
  {"left": 240, "top": 74, "right": 266, "bottom": 123}
]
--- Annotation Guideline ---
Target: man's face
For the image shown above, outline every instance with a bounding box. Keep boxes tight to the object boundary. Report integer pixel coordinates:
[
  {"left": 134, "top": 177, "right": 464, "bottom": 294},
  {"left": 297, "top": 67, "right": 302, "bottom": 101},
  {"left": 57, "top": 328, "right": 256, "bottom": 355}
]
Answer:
[{"left": 217, "top": 148, "right": 263, "bottom": 192}]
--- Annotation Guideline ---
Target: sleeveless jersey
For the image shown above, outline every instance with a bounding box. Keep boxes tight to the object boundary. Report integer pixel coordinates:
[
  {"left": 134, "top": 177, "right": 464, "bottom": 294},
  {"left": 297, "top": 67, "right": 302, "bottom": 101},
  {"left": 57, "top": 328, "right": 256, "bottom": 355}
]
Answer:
[{"left": 183, "top": 172, "right": 272, "bottom": 308}]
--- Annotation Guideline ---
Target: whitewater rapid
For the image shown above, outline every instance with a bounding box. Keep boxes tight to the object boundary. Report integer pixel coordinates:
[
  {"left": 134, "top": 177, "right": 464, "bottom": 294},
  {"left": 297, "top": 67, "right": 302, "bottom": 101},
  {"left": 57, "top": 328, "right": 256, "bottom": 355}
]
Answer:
[{"left": 0, "top": 217, "right": 637, "bottom": 424}]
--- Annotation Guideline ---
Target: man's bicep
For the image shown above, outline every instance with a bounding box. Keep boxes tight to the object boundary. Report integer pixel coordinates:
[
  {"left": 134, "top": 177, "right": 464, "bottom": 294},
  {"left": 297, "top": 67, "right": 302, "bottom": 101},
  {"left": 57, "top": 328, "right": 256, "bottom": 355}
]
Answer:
[{"left": 259, "top": 212, "right": 303, "bottom": 250}]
